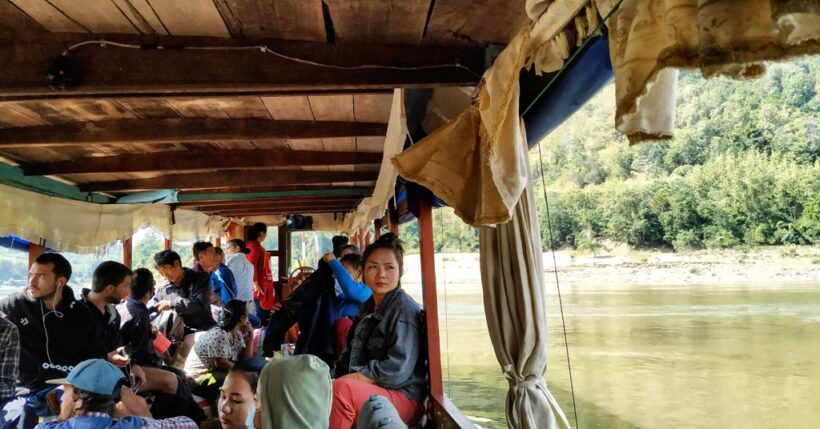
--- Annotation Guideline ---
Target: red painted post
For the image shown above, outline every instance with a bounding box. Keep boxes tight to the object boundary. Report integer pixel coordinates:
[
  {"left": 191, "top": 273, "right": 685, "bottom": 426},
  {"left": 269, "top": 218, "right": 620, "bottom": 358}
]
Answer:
[
  {"left": 164, "top": 239, "right": 171, "bottom": 250},
  {"left": 123, "top": 237, "right": 132, "bottom": 268},
  {"left": 215, "top": 236, "right": 222, "bottom": 247},
  {"left": 28, "top": 241, "right": 45, "bottom": 267},
  {"left": 278, "top": 226, "right": 288, "bottom": 282},
  {"left": 417, "top": 197, "right": 444, "bottom": 399}
]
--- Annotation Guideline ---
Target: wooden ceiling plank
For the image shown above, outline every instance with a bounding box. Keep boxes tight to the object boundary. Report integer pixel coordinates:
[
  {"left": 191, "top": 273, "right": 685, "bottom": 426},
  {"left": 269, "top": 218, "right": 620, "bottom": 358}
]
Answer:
[
  {"left": 23, "top": 149, "right": 382, "bottom": 175},
  {"left": 324, "top": 0, "right": 430, "bottom": 44},
  {"left": 0, "top": 119, "right": 388, "bottom": 148},
  {"left": 423, "top": 0, "right": 528, "bottom": 46},
  {"left": 213, "top": 0, "right": 325, "bottom": 41},
  {"left": 8, "top": 0, "right": 86, "bottom": 32},
  {"left": 118, "top": 0, "right": 169, "bottom": 35},
  {"left": 0, "top": 0, "right": 47, "bottom": 33},
  {"left": 200, "top": 202, "right": 358, "bottom": 212},
  {"left": 353, "top": 93, "right": 393, "bottom": 123},
  {"left": 147, "top": 0, "right": 229, "bottom": 37},
  {"left": 0, "top": 33, "right": 484, "bottom": 98},
  {"left": 169, "top": 97, "right": 271, "bottom": 119},
  {"left": 47, "top": 0, "right": 139, "bottom": 33}
]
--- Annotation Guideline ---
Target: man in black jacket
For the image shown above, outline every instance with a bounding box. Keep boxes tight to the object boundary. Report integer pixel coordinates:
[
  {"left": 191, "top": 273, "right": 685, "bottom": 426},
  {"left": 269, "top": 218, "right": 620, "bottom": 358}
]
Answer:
[
  {"left": 152, "top": 250, "right": 215, "bottom": 364},
  {"left": 0, "top": 252, "right": 106, "bottom": 423}
]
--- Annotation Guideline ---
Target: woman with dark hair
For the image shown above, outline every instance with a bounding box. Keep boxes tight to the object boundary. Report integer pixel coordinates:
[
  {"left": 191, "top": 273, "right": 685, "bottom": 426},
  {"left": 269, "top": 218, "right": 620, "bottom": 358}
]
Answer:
[
  {"left": 245, "top": 223, "right": 274, "bottom": 321},
  {"left": 210, "top": 358, "right": 264, "bottom": 429},
  {"left": 184, "top": 300, "right": 254, "bottom": 399},
  {"left": 330, "top": 234, "right": 427, "bottom": 428}
]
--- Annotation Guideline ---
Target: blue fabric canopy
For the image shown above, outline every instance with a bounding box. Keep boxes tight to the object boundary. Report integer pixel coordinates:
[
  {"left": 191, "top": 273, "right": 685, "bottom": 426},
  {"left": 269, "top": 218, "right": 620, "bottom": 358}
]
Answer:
[
  {"left": 522, "top": 35, "right": 613, "bottom": 146},
  {"left": 0, "top": 236, "right": 54, "bottom": 253}
]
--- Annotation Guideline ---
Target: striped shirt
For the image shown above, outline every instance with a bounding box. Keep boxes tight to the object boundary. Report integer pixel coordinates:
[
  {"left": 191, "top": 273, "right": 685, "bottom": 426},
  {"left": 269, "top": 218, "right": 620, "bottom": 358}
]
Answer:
[{"left": 36, "top": 412, "right": 198, "bottom": 429}]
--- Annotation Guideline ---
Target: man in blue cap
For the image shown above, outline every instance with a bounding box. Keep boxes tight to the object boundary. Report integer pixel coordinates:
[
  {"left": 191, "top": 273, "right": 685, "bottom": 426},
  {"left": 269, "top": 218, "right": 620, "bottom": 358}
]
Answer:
[{"left": 38, "top": 359, "right": 197, "bottom": 429}]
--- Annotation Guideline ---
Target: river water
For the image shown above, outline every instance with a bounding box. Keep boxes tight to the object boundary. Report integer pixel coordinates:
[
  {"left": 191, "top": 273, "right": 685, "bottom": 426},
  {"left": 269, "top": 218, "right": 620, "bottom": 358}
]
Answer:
[{"left": 435, "top": 284, "right": 819, "bottom": 429}]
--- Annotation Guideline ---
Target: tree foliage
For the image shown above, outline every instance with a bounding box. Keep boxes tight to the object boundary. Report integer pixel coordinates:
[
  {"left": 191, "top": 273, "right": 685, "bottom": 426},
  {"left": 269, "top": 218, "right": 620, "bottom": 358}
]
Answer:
[{"left": 434, "top": 56, "right": 819, "bottom": 252}]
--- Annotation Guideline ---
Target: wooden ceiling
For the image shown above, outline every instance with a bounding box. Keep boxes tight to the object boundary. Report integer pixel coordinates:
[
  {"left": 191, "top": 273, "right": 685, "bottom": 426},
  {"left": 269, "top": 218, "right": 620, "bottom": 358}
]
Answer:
[{"left": 0, "top": 0, "right": 528, "bottom": 218}]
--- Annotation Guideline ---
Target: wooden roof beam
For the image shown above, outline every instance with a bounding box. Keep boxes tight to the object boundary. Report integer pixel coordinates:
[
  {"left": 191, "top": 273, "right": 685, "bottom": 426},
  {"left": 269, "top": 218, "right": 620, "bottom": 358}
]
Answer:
[
  {"left": 0, "top": 119, "right": 386, "bottom": 149},
  {"left": 24, "top": 149, "right": 383, "bottom": 175},
  {"left": 0, "top": 33, "right": 484, "bottom": 100},
  {"left": 79, "top": 170, "right": 378, "bottom": 192},
  {"left": 176, "top": 185, "right": 374, "bottom": 196},
  {"left": 178, "top": 196, "right": 362, "bottom": 208},
  {"left": 217, "top": 208, "right": 355, "bottom": 217},
  {"left": 175, "top": 187, "right": 373, "bottom": 201},
  {"left": 193, "top": 200, "right": 361, "bottom": 212}
]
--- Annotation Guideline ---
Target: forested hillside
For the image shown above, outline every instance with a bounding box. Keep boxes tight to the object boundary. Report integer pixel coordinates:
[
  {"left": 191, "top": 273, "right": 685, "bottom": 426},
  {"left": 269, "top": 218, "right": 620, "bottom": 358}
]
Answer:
[{"left": 427, "top": 56, "right": 819, "bottom": 252}]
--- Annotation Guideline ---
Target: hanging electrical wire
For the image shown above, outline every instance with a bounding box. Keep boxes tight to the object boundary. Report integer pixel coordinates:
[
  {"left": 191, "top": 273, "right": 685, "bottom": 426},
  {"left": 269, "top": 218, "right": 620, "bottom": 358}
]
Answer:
[{"left": 58, "top": 40, "right": 481, "bottom": 75}]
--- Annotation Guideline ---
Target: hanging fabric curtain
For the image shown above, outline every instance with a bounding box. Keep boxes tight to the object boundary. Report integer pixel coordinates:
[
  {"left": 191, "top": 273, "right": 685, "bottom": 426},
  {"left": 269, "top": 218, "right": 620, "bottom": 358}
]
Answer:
[
  {"left": 480, "top": 175, "right": 571, "bottom": 429},
  {"left": 394, "top": 1, "right": 597, "bottom": 226},
  {"left": 0, "top": 183, "right": 232, "bottom": 252},
  {"left": 600, "top": 0, "right": 820, "bottom": 143},
  {"left": 342, "top": 89, "right": 407, "bottom": 233}
]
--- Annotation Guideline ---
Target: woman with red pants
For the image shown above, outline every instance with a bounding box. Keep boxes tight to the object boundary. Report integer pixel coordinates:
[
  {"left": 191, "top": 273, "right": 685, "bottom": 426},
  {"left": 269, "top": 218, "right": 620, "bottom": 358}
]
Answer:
[{"left": 330, "top": 233, "right": 427, "bottom": 428}]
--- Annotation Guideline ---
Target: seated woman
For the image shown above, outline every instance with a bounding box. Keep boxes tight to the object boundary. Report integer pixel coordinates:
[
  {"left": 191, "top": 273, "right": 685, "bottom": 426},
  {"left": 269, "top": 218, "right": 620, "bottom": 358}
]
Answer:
[
  {"left": 330, "top": 233, "right": 428, "bottom": 428},
  {"left": 260, "top": 355, "right": 332, "bottom": 429},
  {"left": 199, "top": 358, "right": 265, "bottom": 429},
  {"left": 184, "top": 300, "right": 254, "bottom": 399}
]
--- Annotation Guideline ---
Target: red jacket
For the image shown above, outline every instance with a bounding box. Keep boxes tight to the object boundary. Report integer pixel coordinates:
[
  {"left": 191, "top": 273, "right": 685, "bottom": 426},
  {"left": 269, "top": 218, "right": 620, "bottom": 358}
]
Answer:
[{"left": 245, "top": 239, "right": 275, "bottom": 308}]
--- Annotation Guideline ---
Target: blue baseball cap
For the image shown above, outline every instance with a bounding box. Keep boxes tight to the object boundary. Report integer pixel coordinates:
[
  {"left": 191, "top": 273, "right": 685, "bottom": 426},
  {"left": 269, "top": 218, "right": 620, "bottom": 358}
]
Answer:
[{"left": 46, "top": 359, "right": 125, "bottom": 396}]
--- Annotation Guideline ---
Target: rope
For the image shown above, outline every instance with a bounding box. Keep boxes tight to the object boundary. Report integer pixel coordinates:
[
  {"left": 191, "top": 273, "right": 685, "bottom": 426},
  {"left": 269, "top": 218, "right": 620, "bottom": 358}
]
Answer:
[
  {"left": 528, "top": 3, "right": 626, "bottom": 427},
  {"left": 536, "top": 140, "right": 579, "bottom": 429}
]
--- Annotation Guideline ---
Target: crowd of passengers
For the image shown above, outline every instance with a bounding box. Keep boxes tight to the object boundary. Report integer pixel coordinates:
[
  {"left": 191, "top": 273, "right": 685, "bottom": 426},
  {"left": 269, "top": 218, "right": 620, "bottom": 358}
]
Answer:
[{"left": 0, "top": 222, "right": 427, "bottom": 429}]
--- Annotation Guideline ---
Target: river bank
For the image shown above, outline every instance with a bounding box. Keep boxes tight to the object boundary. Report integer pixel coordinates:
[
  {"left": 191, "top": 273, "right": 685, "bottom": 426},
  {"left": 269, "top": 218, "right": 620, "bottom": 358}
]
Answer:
[{"left": 401, "top": 245, "right": 820, "bottom": 295}]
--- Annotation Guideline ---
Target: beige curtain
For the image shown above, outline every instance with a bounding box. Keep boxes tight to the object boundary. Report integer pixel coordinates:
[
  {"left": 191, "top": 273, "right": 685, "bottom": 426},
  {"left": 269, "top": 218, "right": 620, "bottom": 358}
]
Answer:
[
  {"left": 480, "top": 180, "right": 571, "bottom": 429},
  {"left": 0, "top": 183, "right": 232, "bottom": 252},
  {"left": 600, "top": 0, "right": 820, "bottom": 143},
  {"left": 393, "top": 1, "right": 596, "bottom": 227}
]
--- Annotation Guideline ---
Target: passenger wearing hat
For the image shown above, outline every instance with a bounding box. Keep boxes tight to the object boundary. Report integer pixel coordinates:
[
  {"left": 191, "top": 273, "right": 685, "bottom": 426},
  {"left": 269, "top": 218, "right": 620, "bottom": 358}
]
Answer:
[
  {"left": 38, "top": 359, "right": 197, "bottom": 429},
  {"left": 225, "top": 239, "right": 255, "bottom": 319}
]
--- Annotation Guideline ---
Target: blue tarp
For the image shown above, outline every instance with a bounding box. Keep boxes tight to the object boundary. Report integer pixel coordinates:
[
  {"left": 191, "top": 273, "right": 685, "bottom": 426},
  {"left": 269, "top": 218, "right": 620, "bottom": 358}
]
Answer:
[
  {"left": 522, "top": 35, "right": 613, "bottom": 146},
  {"left": 0, "top": 236, "right": 54, "bottom": 253}
]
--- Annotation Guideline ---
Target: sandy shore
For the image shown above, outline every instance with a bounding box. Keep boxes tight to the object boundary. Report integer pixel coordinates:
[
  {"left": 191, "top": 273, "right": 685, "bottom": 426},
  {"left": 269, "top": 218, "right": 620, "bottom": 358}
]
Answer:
[{"left": 401, "top": 245, "right": 820, "bottom": 294}]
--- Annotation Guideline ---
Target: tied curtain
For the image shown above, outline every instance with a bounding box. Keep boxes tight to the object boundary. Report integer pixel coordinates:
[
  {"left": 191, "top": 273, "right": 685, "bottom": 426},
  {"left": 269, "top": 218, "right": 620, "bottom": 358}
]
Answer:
[{"left": 480, "top": 176, "right": 571, "bottom": 429}]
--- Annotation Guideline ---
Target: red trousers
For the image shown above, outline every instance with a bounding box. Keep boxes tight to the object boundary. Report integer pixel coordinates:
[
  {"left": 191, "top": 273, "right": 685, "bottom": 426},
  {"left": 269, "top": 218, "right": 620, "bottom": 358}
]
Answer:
[{"left": 329, "top": 378, "right": 423, "bottom": 429}]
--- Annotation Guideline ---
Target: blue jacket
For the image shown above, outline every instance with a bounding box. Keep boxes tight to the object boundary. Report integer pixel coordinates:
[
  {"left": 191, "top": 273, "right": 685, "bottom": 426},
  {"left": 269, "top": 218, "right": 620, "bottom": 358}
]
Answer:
[
  {"left": 213, "top": 264, "right": 239, "bottom": 305},
  {"left": 36, "top": 413, "right": 197, "bottom": 429},
  {"left": 328, "top": 259, "right": 371, "bottom": 319}
]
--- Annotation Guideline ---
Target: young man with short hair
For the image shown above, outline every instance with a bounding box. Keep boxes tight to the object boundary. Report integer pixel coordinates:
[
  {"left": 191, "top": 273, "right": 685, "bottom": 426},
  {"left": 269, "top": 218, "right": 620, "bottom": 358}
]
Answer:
[
  {"left": 152, "top": 250, "right": 215, "bottom": 332},
  {"left": 38, "top": 359, "right": 197, "bottom": 429},
  {"left": 0, "top": 253, "right": 106, "bottom": 424},
  {"left": 82, "top": 262, "right": 181, "bottom": 398},
  {"left": 116, "top": 269, "right": 204, "bottom": 424}
]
